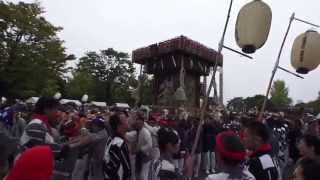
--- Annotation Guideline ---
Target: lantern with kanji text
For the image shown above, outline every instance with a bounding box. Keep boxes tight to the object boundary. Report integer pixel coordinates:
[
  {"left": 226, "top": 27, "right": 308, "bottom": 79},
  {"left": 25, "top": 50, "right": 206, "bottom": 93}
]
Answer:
[{"left": 291, "top": 30, "right": 320, "bottom": 74}]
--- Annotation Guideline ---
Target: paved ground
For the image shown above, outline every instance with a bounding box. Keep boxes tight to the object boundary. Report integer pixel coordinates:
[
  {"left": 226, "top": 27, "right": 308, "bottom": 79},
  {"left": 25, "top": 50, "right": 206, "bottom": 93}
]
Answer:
[{"left": 192, "top": 169, "right": 210, "bottom": 180}]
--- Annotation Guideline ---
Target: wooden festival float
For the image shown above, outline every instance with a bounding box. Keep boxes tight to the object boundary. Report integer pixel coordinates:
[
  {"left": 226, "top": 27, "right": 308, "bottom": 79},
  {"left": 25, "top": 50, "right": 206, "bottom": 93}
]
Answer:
[{"left": 132, "top": 36, "right": 222, "bottom": 114}]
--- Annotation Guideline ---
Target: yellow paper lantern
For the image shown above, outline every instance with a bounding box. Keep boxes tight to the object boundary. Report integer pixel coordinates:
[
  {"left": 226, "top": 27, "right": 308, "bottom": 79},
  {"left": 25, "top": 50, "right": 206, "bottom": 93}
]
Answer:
[
  {"left": 235, "top": 0, "right": 272, "bottom": 54},
  {"left": 291, "top": 30, "right": 320, "bottom": 74}
]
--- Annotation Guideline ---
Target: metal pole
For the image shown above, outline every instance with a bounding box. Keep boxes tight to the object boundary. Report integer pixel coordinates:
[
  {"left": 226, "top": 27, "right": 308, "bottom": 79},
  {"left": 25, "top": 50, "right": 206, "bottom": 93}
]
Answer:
[
  {"left": 191, "top": 0, "right": 233, "bottom": 156},
  {"left": 258, "top": 13, "right": 295, "bottom": 121}
]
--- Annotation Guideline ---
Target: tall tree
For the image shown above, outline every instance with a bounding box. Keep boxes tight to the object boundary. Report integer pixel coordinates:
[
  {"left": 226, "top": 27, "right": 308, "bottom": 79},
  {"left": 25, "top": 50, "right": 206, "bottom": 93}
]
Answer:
[
  {"left": 0, "top": 1, "right": 74, "bottom": 98},
  {"left": 66, "top": 70, "right": 95, "bottom": 100},
  {"left": 307, "top": 100, "right": 320, "bottom": 114},
  {"left": 227, "top": 97, "right": 246, "bottom": 112},
  {"left": 139, "top": 75, "right": 154, "bottom": 105},
  {"left": 227, "top": 95, "right": 274, "bottom": 112},
  {"left": 244, "top": 95, "right": 267, "bottom": 110},
  {"left": 270, "top": 80, "right": 292, "bottom": 109},
  {"left": 130, "top": 74, "right": 154, "bottom": 106},
  {"left": 74, "top": 48, "right": 135, "bottom": 103}
]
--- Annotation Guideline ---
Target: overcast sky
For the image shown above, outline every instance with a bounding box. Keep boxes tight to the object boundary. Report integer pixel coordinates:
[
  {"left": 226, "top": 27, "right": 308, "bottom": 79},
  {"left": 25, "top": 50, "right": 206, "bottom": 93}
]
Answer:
[{"left": 11, "top": 0, "right": 320, "bottom": 103}]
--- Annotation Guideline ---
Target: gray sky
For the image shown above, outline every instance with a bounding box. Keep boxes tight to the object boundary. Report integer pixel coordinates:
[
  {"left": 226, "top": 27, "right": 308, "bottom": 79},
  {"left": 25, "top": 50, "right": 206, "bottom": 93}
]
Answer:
[{"left": 12, "top": 0, "right": 320, "bottom": 103}]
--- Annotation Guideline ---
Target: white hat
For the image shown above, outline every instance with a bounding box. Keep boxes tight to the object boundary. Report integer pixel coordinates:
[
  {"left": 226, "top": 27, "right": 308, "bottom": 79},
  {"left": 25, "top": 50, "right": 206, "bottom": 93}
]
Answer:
[
  {"left": 1, "top": 97, "right": 6, "bottom": 103},
  {"left": 81, "top": 94, "right": 88, "bottom": 102},
  {"left": 53, "top": 92, "right": 62, "bottom": 100}
]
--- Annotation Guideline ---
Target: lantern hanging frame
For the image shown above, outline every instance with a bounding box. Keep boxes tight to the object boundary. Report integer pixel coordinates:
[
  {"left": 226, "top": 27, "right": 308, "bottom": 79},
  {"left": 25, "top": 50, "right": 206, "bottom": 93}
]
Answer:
[{"left": 258, "top": 13, "right": 320, "bottom": 121}]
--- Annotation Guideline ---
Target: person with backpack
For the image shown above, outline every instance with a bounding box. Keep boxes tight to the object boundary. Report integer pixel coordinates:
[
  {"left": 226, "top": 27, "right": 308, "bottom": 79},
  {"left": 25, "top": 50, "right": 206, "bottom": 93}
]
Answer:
[{"left": 206, "top": 131, "right": 255, "bottom": 180}]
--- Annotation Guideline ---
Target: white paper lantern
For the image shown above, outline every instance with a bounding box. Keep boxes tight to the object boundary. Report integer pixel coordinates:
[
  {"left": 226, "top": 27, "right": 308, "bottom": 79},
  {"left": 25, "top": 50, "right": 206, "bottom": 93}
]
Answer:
[
  {"left": 291, "top": 30, "right": 320, "bottom": 74},
  {"left": 235, "top": 0, "right": 272, "bottom": 54}
]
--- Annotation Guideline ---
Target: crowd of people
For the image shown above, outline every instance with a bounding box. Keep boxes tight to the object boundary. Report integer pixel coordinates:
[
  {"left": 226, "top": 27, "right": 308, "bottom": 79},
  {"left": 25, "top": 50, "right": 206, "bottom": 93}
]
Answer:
[{"left": 1, "top": 96, "right": 320, "bottom": 180}]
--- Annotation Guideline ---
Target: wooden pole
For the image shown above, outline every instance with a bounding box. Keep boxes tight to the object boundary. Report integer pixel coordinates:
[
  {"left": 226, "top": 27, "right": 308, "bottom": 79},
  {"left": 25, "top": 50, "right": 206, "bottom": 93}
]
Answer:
[
  {"left": 136, "top": 65, "right": 143, "bottom": 108},
  {"left": 204, "top": 76, "right": 207, "bottom": 96},
  {"left": 219, "top": 66, "right": 223, "bottom": 105},
  {"left": 190, "top": 0, "right": 233, "bottom": 156},
  {"left": 258, "top": 13, "right": 295, "bottom": 121},
  {"left": 258, "top": 13, "right": 320, "bottom": 121}
]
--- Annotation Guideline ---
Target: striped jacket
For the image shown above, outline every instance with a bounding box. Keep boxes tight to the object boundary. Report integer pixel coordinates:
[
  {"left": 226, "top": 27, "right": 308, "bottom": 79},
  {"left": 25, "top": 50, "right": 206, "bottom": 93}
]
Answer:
[
  {"left": 103, "top": 136, "right": 131, "bottom": 180},
  {"left": 20, "top": 119, "right": 55, "bottom": 146},
  {"left": 19, "top": 118, "right": 62, "bottom": 158}
]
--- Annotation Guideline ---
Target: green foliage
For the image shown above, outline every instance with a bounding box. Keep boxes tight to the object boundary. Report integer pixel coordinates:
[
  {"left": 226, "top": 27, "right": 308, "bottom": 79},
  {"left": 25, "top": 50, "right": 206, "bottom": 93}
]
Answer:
[
  {"left": 0, "top": 1, "right": 74, "bottom": 99},
  {"left": 66, "top": 71, "right": 95, "bottom": 100},
  {"left": 244, "top": 95, "right": 268, "bottom": 110},
  {"left": 270, "top": 80, "right": 292, "bottom": 109},
  {"left": 40, "top": 79, "right": 60, "bottom": 97},
  {"left": 68, "top": 48, "right": 136, "bottom": 104},
  {"left": 306, "top": 100, "right": 320, "bottom": 114},
  {"left": 227, "top": 95, "right": 274, "bottom": 112},
  {"left": 295, "top": 96, "right": 320, "bottom": 115},
  {"left": 227, "top": 97, "right": 245, "bottom": 112}
]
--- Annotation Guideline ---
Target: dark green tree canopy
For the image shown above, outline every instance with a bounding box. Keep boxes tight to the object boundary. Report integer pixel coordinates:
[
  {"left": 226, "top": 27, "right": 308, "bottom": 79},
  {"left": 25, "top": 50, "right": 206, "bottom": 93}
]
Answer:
[
  {"left": 78, "top": 48, "right": 134, "bottom": 82},
  {"left": 227, "top": 94, "right": 274, "bottom": 112},
  {"left": 227, "top": 97, "right": 245, "bottom": 112},
  {"left": 67, "top": 48, "right": 137, "bottom": 104},
  {"left": 270, "top": 80, "right": 292, "bottom": 109},
  {"left": 0, "top": 1, "right": 74, "bottom": 98}
]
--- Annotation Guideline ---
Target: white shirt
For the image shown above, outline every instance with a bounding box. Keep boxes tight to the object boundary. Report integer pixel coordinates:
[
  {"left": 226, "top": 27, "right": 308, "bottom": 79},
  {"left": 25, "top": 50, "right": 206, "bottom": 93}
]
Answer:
[{"left": 137, "top": 127, "right": 153, "bottom": 155}]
